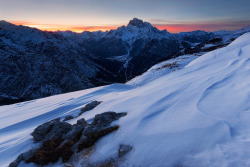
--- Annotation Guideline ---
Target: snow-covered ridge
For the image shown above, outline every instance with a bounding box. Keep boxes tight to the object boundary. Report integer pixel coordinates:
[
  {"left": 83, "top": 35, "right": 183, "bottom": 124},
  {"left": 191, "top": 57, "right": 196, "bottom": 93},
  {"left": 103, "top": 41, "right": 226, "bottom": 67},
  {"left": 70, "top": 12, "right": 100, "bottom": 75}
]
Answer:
[
  {"left": 105, "top": 18, "right": 171, "bottom": 41},
  {"left": 78, "top": 18, "right": 172, "bottom": 42},
  {"left": 1, "top": 33, "right": 250, "bottom": 166}
]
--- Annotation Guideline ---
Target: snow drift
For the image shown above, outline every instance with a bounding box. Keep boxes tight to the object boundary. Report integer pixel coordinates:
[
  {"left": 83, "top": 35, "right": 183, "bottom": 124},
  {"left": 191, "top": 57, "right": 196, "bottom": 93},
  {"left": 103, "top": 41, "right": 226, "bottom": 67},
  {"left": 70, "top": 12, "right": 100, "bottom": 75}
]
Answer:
[{"left": 1, "top": 33, "right": 250, "bottom": 167}]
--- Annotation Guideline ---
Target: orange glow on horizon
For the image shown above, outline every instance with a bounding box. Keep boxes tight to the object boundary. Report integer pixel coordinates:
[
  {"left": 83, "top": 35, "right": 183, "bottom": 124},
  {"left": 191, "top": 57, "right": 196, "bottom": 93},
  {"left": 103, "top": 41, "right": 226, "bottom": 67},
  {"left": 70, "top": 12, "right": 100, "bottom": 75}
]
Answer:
[
  {"left": 9, "top": 21, "right": 119, "bottom": 32},
  {"left": 9, "top": 20, "right": 244, "bottom": 33},
  {"left": 157, "top": 26, "right": 189, "bottom": 33},
  {"left": 9, "top": 21, "right": 190, "bottom": 33}
]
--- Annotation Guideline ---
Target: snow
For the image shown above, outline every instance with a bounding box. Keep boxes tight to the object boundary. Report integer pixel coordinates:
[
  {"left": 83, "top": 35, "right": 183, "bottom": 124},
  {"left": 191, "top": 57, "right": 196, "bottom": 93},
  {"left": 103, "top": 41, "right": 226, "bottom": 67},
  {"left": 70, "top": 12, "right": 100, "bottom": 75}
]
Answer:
[
  {"left": 96, "top": 18, "right": 172, "bottom": 43},
  {"left": 0, "top": 33, "right": 250, "bottom": 167},
  {"left": 202, "top": 43, "right": 215, "bottom": 49},
  {"left": 127, "top": 54, "right": 200, "bottom": 86},
  {"left": 0, "top": 84, "right": 135, "bottom": 167}
]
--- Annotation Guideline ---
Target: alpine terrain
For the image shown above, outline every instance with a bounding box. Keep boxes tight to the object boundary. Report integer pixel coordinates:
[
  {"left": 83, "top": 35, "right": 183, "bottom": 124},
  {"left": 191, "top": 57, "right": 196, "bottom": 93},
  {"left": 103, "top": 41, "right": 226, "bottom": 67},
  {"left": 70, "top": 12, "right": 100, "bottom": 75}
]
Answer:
[
  {"left": 0, "top": 29, "right": 250, "bottom": 166},
  {"left": 1, "top": 18, "right": 250, "bottom": 105}
]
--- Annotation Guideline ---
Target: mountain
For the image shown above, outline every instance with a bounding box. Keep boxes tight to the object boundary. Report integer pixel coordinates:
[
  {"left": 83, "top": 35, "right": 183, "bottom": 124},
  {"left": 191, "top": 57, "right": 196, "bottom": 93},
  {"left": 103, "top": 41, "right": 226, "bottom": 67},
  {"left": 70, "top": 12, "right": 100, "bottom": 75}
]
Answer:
[
  {"left": 0, "top": 18, "right": 250, "bottom": 105},
  {"left": 0, "top": 21, "right": 115, "bottom": 105},
  {"left": 78, "top": 18, "right": 182, "bottom": 80},
  {"left": 1, "top": 32, "right": 250, "bottom": 167}
]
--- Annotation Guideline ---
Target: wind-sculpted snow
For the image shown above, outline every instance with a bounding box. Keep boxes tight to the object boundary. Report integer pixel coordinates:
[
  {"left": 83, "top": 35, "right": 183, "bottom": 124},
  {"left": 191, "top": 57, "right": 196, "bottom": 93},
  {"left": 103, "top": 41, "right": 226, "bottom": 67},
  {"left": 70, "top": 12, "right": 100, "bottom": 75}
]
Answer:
[
  {"left": 1, "top": 34, "right": 250, "bottom": 166},
  {"left": 0, "top": 84, "right": 135, "bottom": 167}
]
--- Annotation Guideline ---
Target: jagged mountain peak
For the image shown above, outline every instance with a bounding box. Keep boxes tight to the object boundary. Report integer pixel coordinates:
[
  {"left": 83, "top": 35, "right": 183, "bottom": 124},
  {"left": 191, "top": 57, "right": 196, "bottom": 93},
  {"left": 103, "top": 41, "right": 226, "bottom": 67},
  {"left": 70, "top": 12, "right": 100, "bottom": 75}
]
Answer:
[
  {"left": 127, "top": 18, "right": 152, "bottom": 28},
  {"left": 102, "top": 18, "right": 171, "bottom": 41}
]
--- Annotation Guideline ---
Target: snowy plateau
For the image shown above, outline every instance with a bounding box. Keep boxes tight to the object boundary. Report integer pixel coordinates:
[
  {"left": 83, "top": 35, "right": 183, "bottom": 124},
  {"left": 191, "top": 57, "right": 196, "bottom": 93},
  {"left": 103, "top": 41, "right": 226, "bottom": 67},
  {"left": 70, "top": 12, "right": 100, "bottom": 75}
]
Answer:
[{"left": 0, "top": 29, "right": 250, "bottom": 167}]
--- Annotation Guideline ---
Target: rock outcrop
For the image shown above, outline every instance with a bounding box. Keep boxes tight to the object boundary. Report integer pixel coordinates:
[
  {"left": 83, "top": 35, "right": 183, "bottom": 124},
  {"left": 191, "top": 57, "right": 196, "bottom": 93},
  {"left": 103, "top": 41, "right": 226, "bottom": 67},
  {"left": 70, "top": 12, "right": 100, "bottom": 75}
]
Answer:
[
  {"left": 10, "top": 111, "right": 127, "bottom": 166},
  {"left": 79, "top": 101, "right": 102, "bottom": 116}
]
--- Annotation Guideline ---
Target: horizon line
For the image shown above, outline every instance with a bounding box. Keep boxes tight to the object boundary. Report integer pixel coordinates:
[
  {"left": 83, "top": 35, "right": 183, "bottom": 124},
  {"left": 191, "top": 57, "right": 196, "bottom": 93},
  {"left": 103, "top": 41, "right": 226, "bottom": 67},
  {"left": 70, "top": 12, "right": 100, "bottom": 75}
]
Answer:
[{"left": 5, "top": 20, "right": 250, "bottom": 33}]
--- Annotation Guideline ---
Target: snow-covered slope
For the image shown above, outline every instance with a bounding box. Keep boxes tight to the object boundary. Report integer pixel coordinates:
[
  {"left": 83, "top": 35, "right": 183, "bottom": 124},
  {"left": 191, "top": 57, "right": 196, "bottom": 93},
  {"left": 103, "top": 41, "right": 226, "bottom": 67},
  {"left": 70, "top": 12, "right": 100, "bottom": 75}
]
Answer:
[
  {"left": 0, "top": 84, "right": 136, "bottom": 167},
  {"left": 127, "top": 53, "right": 201, "bottom": 86},
  {"left": 1, "top": 34, "right": 250, "bottom": 167},
  {"left": 1, "top": 32, "right": 250, "bottom": 167}
]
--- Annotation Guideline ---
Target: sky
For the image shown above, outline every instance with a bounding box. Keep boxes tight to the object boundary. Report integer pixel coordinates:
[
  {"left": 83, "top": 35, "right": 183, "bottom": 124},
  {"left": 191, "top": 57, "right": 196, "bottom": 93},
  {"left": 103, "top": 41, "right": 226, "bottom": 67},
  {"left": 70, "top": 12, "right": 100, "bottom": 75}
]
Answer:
[{"left": 0, "top": 0, "right": 250, "bottom": 33}]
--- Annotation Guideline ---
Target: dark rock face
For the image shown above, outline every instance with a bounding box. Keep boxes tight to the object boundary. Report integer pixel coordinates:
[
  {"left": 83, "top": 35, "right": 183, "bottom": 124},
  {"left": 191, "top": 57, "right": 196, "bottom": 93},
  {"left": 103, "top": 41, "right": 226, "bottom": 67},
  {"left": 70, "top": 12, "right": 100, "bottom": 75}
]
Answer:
[
  {"left": 32, "top": 118, "right": 72, "bottom": 142},
  {"left": 127, "top": 38, "right": 181, "bottom": 77},
  {"left": 79, "top": 101, "right": 102, "bottom": 115},
  {"left": 0, "top": 22, "right": 114, "bottom": 105},
  {"left": 128, "top": 18, "right": 145, "bottom": 27},
  {"left": 207, "top": 37, "right": 222, "bottom": 44}
]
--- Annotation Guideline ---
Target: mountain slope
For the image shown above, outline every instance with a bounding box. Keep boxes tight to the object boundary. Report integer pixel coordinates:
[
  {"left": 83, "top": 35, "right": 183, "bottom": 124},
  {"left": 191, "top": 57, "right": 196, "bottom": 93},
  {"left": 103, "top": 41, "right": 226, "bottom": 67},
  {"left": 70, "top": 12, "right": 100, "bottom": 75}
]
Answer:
[
  {"left": 0, "top": 19, "right": 182, "bottom": 105},
  {"left": 127, "top": 53, "right": 200, "bottom": 86},
  {"left": 0, "top": 21, "right": 114, "bottom": 104},
  {"left": 79, "top": 18, "right": 182, "bottom": 79},
  {"left": 1, "top": 33, "right": 250, "bottom": 167},
  {"left": 1, "top": 19, "right": 250, "bottom": 105}
]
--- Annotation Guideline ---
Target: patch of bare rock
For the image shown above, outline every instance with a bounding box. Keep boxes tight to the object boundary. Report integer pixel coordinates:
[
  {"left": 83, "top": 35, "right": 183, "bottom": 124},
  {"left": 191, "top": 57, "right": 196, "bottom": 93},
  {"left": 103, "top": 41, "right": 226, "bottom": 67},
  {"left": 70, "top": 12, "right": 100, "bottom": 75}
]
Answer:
[{"left": 9, "top": 101, "right": 132, "bottom": 167}]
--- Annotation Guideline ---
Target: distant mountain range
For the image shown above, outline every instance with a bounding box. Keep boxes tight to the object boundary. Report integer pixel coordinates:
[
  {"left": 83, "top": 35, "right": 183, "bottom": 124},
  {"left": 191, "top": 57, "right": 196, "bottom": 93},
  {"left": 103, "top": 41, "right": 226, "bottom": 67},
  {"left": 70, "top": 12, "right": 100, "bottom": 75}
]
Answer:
[{"left": 0, "top": 18, "right": 249, "bottom": 105}]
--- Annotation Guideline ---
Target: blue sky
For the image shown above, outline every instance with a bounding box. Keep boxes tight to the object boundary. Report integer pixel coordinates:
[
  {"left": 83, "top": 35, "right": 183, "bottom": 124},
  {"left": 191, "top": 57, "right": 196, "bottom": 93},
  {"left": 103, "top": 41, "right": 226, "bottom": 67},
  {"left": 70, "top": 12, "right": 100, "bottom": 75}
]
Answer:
[{"left": 1, "top": 0, "right": 249, "bottom": 32}]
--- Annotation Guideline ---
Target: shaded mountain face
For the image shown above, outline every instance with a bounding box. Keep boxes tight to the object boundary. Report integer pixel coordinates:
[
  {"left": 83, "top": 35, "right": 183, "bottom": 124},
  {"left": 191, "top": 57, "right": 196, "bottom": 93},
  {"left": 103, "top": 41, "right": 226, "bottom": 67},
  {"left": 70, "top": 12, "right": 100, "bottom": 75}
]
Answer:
[
  {"left": 0, "top": 21, "right": 115, "bottom": 104},
  {"left": 0, "top": 18, "right": 249, "bottom": 105}
]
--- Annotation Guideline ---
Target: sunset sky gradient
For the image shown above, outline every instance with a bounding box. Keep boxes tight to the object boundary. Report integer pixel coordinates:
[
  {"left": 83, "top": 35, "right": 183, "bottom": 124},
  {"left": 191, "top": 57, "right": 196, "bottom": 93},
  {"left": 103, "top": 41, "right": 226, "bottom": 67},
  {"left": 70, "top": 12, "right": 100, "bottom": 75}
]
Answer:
[{"left": 1, "top": 0, "right": 250, "bottom": 33}]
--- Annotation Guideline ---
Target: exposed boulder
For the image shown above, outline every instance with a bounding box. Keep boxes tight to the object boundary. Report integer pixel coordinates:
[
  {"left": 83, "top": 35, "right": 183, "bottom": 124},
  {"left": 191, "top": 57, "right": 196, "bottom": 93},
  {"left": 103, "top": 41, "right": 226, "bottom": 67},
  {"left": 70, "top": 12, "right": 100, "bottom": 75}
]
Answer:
[
  {"left": 78, "top": 112, "right": 126, "bottom": 151},
  {"left": 63, "top": 115, "right": 74, "bottom": 121},
  {"left": 79, "top": 101, "right": 102, "bottom": 116},
  {"left": 78, "top": 125, "right": 120, "bottom": 151},
  {"left": 82, "top": 112, "right": 127, "bottom": 136},
  {"left": 9, "top": 154, "right": 23, "bottom": 167},
  {"left": 63, "top": 118, "right": 88, "bottom": 141},
  {"left": 32, "top": 118, "right": 72, "bottom": 142},
  {"left": 92, "top": 112, "right": 127, "bottom": 126},
  {"left": 26, "top": 138, "right": 75, "bottom": 165},
  {"left": 9, "top": 148, "right": 37, "bottom": 167},
  {"left": 118, "top": 144, "right": 133, "bottom": 158},
  {"left": 77, "top": 118, "right": 88, "bottom": 126}
]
